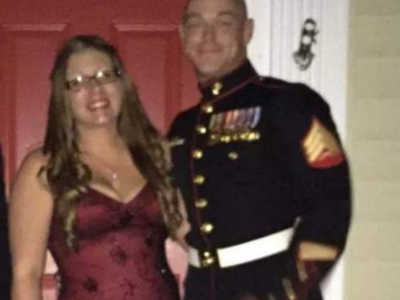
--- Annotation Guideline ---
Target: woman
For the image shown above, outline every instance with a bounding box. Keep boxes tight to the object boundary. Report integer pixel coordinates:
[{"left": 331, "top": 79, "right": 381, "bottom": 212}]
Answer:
[{"left": 9, "top": 35, "right": 183, "bottom": 300}]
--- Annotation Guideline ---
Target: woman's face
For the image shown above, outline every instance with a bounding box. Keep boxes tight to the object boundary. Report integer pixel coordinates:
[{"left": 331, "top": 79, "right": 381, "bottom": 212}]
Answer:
[{"left": 64, "top": 49, "right": 123, "bottom": 131}]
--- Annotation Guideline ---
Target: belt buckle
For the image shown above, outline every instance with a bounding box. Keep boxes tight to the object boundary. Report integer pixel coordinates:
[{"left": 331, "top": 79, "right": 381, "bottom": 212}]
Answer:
[{"left": 199, "top": 249, "right": 218, "bottom": 268}]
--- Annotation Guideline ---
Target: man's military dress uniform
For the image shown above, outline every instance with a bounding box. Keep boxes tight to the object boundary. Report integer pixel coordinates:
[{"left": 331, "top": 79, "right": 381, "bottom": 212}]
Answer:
[{"left": 168, "top": 61, "right": 351, "bottom": 300}]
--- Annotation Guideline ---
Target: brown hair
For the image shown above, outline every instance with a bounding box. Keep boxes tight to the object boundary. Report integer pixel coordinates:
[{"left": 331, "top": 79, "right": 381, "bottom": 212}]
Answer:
[{"left": 42, "top": 35, "right": 182, "bottom": 249}]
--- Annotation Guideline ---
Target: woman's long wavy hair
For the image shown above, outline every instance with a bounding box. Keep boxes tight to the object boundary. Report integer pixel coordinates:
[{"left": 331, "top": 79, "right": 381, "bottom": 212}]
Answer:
[{"left": 41, "top": 35, "right": 182, "bottom": 249}]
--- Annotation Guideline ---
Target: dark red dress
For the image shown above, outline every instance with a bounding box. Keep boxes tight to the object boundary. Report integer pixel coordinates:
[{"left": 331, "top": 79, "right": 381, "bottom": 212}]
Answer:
[{"left": 48, "top": 184, "right": 180, "bottom": 300}]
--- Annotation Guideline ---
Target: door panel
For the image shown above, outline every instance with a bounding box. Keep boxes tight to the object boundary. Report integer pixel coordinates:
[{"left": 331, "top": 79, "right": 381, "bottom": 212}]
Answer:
[
  {"left": 114, "top": 25, "right": 183, "bottom": 132},
  {"left": 1, "top": 27, "right": 65, "bottom": 175}
]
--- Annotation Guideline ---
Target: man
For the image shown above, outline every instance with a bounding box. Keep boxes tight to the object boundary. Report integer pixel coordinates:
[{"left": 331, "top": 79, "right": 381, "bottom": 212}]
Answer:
[
  {"left": 168, "top": 0, "right": 351, "bottom": 299},
  {"left": 0, "top": 145, "right": 11, "bottom": 299}
]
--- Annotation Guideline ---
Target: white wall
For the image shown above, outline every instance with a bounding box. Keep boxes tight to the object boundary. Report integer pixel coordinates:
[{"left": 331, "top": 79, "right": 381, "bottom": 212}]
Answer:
[{"left": 346, "top": 1, "right": 400, "bottom": 299}]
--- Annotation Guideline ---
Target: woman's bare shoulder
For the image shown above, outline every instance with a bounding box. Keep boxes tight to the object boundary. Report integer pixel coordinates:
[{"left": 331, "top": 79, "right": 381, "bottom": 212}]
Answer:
[
  {"left": 14, "top": 148, "right": 50, "bottom": 185},
  {"left": 21, "top": 148, "right": 49, "bottom": 168}
]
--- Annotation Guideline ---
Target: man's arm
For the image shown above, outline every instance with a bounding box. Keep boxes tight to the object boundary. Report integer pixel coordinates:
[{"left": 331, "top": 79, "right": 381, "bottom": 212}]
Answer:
[{"left": 270, "top": 84, "right": 352, "bottom": 299}]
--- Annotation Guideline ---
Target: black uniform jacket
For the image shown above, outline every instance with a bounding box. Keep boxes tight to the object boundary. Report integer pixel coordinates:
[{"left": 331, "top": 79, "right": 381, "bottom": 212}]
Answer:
[
  {"left": 168, "top": 61, "right": 352, "bottom": 300},
  {"left": 0, "top": 145, "right": 11, "bottom": 300}
]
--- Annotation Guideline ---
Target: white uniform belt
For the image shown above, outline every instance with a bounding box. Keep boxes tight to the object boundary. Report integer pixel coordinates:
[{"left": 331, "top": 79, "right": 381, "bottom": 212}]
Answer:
[{"left": 188, "top": 227, "right": 294, "bottom": 268}]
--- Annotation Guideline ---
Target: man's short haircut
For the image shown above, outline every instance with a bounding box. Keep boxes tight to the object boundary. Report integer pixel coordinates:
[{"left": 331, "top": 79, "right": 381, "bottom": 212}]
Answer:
[
  {"left": 231, "top": 0, "right": 248, "bottom": 18},
  {"left": 183, "top": 0, "right": 248, "bottom": 20}
]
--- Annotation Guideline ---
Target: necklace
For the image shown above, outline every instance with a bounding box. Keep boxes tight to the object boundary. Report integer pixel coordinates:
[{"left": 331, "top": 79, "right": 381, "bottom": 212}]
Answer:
[
  {"left": 81, "top": 151, "right": 119, "bottom": 182},
  {"left": 110, "top": 170, "right": 118, "bottom": 181}
]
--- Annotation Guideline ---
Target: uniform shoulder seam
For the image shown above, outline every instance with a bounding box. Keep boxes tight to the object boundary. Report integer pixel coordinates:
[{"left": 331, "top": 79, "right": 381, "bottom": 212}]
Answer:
[{"left": 252, "top": 76, "right": 293, "bottom": 90}]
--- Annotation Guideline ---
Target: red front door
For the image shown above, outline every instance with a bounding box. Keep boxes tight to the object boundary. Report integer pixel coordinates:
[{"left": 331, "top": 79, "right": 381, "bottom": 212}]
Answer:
[
  {"left": 0, "top": 0, "right": 199, "bottom": 185},
  {"left": 0, "top": 0, "right": 196, "bottom": 297}
]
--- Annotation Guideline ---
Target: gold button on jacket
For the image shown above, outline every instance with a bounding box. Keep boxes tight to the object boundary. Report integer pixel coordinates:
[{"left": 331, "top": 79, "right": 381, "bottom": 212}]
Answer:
[
  {"left": 196, "top": 125, "right": 207, "bottom": 135},
  {"left": 195, "top": 198, "right": 208, "bottom": 208},
  {"left": 228, "top": 151, "right": 239, "bottom": 160},
  {"left": 212, "top": 81, "right": 223, "bottom": 96},
  {"left": 193, "top": 175, "right": 205, "bottom": 185},
  {"left": 200, "top": 222, "right": 214, "bottom": 234},
  {"left": 192, "top": 149, "right": 203, "bottom": 159},
  {"left": 202, "top": 104, "right": 214, "bottom": 114}
]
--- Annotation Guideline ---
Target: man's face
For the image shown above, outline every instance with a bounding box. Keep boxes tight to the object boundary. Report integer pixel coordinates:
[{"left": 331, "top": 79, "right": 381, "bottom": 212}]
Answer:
[{"left": 180, "top": 0, "right": 253, "bottom": 84}]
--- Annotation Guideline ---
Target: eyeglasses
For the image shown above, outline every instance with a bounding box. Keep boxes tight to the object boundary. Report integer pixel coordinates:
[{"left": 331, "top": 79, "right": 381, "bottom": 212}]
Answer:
[{"left": 65, "top": 69, "right": 122, "bottom": 92}]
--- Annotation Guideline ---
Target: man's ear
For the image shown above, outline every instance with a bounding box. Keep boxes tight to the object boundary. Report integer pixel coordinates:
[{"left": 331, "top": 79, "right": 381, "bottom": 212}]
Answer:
[{"left": 243, "top": 18, "right": 254, "bottom": 45}]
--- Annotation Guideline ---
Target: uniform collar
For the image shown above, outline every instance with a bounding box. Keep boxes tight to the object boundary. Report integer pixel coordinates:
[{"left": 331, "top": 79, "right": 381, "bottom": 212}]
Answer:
[{"left": 199, "top": 60, "right": 258, "bottom": 102}]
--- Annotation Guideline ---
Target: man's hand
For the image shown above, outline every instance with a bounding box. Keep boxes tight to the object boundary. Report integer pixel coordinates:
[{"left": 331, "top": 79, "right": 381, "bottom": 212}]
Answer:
[
  {"left": 298, "top": 241, "right": 339, "bottom": 261},
  {"left": 295, "top": 241, "right": 339, "bottom": 282}
]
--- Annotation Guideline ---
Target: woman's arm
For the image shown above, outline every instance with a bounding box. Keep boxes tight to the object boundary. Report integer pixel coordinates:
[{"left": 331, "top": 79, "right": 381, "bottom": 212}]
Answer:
[
  {"left": 9, "top": 150, "right": 53, "bottom": 300},
  {"left": 160, "top": 139, "right": 191, "bottom": 250},
  {"left": 174, "top": 189, "right": 190, "bottom": 251}
]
